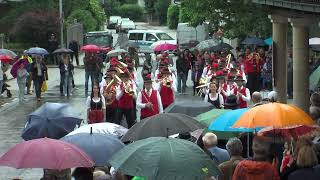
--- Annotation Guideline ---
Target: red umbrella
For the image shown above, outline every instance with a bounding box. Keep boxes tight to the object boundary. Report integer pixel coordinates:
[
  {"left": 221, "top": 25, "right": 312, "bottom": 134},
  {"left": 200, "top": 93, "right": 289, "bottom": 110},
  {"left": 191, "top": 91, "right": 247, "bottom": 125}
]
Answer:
[
  {"left": 80, "top": 44, "right": 101, "bottom": 53},
  {"left": 153, "top": 43, "right": 177, "bottom": 52},
  {"left": 0, "top": 138, "right": 94, "bottom": 170},
  {"left": 258, "top": 125, "right": 320, "bottom": 139},
  {"left": 0, "top": 55, "right": 13, "bottom": 64}
]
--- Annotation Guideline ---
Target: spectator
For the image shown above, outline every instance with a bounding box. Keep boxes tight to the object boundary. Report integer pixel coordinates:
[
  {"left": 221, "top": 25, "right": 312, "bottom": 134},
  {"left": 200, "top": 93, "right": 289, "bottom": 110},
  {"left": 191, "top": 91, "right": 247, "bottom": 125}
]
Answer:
[
  {"left": 72, "top": 167, "right": 93, "bottom": 180},
  {"left": 268, "top": 91, "right": 278, "bottom": 102},
  {"left": 68, "top": 40, "right": 80, "bottom": 66},
  {"left": 261, "top": 53, "right": 272, "bottom": 91},
  {"left": 287, "top": 49, "right": 293, "bottom": 98},
  {"left": 31, "top": 55, "right": 47, "bottom": 101},
  {"left": 59, "top": 54, "right": 74, "bottom": 97},
  {"left": 219, "top": 138, "right": 244, "bottom": 180},
  {"left": 251, "top": 91, "right": 262, "bottom": 107},
  {"left": 232, "top": 136, "right": 280, "bottom": 180},
  {"left": 16, "top": 61, "right": 29, "bottom": 103},
  {"left": 176, "top": 52, "right": 188, "bottom": 94},
  {"left": 47, "top": 33, "right": 59, "bottom": 64},
  {"left": 84, "top": 52, "right": 98, "bottom": 95},
  {"left": 42, "top": 169, "right": 71, "bottom": 180},
  {"left": 245, "top": 52, "right": 262, "bottom": 93},
  {"left": 202, "top": 132, "right": 230, "bottom": 165}
]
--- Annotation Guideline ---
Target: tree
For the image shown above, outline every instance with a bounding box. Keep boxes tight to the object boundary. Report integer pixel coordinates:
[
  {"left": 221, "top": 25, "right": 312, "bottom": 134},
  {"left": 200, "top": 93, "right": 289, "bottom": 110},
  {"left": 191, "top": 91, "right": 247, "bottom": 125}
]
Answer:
[
  {"left": 104, "top": 0, "right": 121, "bottom": 18},
  {"left": 181, "top": 0, "right": 271, "bottom": 39},
  {"left": 167, "top": 5, "right": 179, "bottom": 29},
  {"left": 66, "top": 9, "right": 97, "bottom": 32},
  {"left": 154, "top": 0, "right": 171, "bottom": 25},
  {"left": 117, "top": 4, "right": 144, "bottom": 21}
]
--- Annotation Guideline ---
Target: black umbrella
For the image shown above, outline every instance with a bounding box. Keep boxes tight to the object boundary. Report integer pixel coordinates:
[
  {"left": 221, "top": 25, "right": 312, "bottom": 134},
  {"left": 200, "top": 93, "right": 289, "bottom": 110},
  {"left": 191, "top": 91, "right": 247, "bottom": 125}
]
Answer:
[
  {"left": 210, "top": 42, "right": 233, "bottom": 52},
  {"left": 121, "top": 113, "right": 205, "bottom": 142},
  {"left": 22, "top": 102, "right": 82, "bottom": 140},
  {"left": 241, "top": 37, "right": 266, "bottom": 46},
  {"left": 127, "top": 41, "right": 140, "bottom": 49},
  {"left": 164, "top": 99, "right": 214, "bottom": 117},
  {"left": 53, "top": 48, "right": 74, "bottom": 54}
]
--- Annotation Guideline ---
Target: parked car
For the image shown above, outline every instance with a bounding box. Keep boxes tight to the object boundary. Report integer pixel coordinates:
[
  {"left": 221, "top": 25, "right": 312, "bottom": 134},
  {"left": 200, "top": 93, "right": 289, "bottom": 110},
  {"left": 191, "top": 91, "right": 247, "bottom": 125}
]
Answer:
[
  {"left": 116, "top": 18, "right": 130, "bottom": 33},
  {"left": 119, "top": 20, "right": 136, "bottom": 33},
  {"left": 107, "top": 16, "right": 121, "bottom": 29},
  {"left": 128, "top": 30, "right": 176, "bottom": 53}
]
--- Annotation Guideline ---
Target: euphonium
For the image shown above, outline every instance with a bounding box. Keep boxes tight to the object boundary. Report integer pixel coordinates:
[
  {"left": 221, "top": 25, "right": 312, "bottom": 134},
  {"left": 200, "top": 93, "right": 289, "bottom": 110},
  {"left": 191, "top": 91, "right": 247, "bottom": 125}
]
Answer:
[
  {"left": 124, "top": 81, "right": 134, "bottom": 96},
  {"left": 162, "top": 77, "right": 171, "bottom": 87}
]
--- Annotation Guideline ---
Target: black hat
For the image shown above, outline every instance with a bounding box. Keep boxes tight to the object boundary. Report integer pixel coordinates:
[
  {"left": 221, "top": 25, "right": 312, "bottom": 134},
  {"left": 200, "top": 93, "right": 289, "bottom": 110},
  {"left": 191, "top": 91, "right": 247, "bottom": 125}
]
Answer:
[
  {"left": 224, "top": 95, "right": 239, "bottom": 110},
  {"left": 234, "top": 74, "right": 244, "bottom": 81},
  {"left": 143, "top": 74, "right": 152, "bottom": 83}
]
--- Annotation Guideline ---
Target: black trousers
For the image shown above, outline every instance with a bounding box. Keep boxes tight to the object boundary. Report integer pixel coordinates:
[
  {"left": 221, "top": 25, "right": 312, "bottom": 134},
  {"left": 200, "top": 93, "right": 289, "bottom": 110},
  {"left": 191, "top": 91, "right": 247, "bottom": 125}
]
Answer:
[
  {"left": 247, "top": 72, "right": 261, "bottom": 93},
  {"left": 106, "top": 107, "right": 118, "bottom": 123},
  {"left": 71, "top": 52, "right": 79, "bottom": 66},
  {"left": 117, "top": 108, "right": 136, "bottom": 128}
]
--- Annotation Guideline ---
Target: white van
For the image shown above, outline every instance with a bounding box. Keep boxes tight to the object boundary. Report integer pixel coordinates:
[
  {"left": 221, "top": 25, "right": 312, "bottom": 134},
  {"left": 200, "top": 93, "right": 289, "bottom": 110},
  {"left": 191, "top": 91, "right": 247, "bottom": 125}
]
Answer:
[
  {"left": 177, "top": 23, "right": 209, "bottom": 50},
  {"left": 108, "top": 16, "right": 121, "bottom": 29},
  {"left": 128, "top": 30, "right": 176, "bottom": 53}
]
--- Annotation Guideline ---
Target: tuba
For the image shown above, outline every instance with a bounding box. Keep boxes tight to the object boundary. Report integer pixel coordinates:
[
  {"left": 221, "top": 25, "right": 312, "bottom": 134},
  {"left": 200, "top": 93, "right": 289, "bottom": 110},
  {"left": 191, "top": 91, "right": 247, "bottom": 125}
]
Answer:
[
  {"left": 104, "top": 74, "right": 122, "bottom": 105},
  {"left": 124, "top": 81, "right": 134, "bottom": 96}
]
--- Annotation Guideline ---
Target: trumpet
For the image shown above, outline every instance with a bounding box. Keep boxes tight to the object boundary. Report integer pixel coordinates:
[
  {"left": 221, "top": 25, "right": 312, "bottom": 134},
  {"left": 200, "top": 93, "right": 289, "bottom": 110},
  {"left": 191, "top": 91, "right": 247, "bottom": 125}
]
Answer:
[
  {"left": 199, "top": 77, "right": 208, "bottom": 85},
  {"left": 162, "top": 77, "right": 172, "bottom": 87},
  {"left": 226, "top": 54, "right": 232, "bottom": 69},
  {"left": 124, "top": 81, "right": 134, "bottom": 96}
]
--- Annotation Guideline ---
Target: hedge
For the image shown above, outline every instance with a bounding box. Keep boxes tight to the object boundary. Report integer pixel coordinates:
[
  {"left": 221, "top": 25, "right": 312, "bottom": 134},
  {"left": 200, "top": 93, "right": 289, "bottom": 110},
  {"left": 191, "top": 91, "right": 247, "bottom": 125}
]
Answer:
[
  {"left": 117, "top": 4, "right": 144, "bottom": 21},
  {"left": 167, "top": 5, "right": 179, "bottom": 29}
]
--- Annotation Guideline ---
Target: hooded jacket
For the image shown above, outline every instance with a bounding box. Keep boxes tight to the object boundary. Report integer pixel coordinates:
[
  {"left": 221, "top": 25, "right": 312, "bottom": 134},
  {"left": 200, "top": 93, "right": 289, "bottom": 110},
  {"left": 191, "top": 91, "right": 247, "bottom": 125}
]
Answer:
[{"left": 232, "top": 160, "right": 280, "bottom": 180}]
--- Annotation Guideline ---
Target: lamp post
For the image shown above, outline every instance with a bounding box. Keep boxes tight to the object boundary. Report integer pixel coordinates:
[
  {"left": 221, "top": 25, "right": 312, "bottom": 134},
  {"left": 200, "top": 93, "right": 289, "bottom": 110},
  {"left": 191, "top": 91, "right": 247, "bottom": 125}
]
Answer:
[{"left": 59, "top": 0, "right": 64, "bottom": 47}]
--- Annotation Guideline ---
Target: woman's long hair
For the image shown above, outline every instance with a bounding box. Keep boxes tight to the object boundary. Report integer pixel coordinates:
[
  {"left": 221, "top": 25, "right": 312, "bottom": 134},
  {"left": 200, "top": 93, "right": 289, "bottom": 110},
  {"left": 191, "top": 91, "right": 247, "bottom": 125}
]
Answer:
[{"left": 90, "top": 83, "right": 101, "bottom": 99}]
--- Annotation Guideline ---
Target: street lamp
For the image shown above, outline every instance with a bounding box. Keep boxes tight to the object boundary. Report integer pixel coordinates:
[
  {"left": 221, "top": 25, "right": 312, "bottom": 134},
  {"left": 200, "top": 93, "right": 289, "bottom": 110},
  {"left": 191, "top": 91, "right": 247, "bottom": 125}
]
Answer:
[{"left": 59, "top": 0, "right": 64, "bottom": 48}]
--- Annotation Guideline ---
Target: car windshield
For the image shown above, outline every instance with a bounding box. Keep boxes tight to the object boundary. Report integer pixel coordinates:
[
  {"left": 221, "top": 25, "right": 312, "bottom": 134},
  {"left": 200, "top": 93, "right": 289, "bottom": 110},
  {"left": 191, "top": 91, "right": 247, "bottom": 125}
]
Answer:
[
  {"left": 122, "top": 21, "right": 134, "bottom": 26},
  {"left": 156, "top": 33, "right": 174, "bottom": 40},
  {"left": 86, "top": 35, "right": 112, "bottom": 47}
]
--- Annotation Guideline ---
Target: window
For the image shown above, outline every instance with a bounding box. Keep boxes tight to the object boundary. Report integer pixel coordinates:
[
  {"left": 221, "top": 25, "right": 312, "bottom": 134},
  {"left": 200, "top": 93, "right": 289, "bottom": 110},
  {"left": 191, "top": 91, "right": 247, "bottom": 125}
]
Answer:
[
  {"left": 146, "top": 33, "right": 158, "bottom": 42},
  {"left": 129, "top": 33, "right": 143, "bottom": 41},
  {"left": 156, "top": 33, "right": 174, "bottom": 40}
]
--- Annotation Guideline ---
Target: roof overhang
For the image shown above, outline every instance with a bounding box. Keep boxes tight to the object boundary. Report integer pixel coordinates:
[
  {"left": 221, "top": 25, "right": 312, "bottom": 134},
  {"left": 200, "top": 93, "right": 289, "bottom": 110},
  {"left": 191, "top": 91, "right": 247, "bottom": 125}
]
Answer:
[{"left": 253, "top": 0, "right": 320, "bottom": 13}]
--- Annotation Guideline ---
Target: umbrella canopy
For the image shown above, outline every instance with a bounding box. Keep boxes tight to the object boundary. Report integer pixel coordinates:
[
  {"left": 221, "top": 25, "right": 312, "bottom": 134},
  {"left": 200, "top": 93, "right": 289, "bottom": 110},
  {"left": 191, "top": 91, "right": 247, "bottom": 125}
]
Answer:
[
  {"left": 164, "top": 99, "right": 214, "bottom": 117},
  {"left": 196, "top": 39, "right": 220, "bottom": 51},
  {"left": 241, "top": 37, "right": 266, "bottom": 46},
  {"left": 62, "top": 133, "right": 125, "bottom": 166},
  {"left": 153, "top": 43, "right": 177, "bottom": 52},
  {"left": 107, "top": 49, "right": 128, "bottom": 57},
  {"left": 264, "top": 37, "right": 272, "bottom": 46},
  {"left": 0, "top": 138, "right": 94, "bottom": 170},
  {"left": 310, "top": 64, "right": 320, "bottom": 90},
  {"left": 258, "top": 125, "right": 320, "bottom": 139},
  {"left": 80, "top": 44, "right": 100, "bottom": 53},
  {"left": 233, "top": 103, "right": 315, "bottom": 129},
  {"left": 110, "top": 137, "right": 220, "bottom": 180},
  {"left": 196, "top": 109, "right": 230, "bottom": 126},
  {"left": 26, "top": 47, "right": 49, "bottom": 55},
  {"left": 309, "top": 37, "right": 320, "bottom": 45},
  {"left": 210, "top": 42, "right": 233, "bottom": 52},
  {"left": 22, "top": 102, "right": 82, "bottom": 140},
  {"left": 53, "top": 48, "right": 74, "bottom": 54},
  {"left": 66, "top": 122, "right": 128, "bottom": 139},
  {"left": 128, "top": 41, "right": 140, "bottom": 49},
  {"left": 121, "top": 113, "right": 205, "bottom": 142},
  {"left": 0, "top": 49, "right": 17, "bottom": 58},
  {"left": 0, "top": 55, "right": 12, "bottom": 64},
  {"left": 10, "top": 59, "right": 29, "bottom": 78}
]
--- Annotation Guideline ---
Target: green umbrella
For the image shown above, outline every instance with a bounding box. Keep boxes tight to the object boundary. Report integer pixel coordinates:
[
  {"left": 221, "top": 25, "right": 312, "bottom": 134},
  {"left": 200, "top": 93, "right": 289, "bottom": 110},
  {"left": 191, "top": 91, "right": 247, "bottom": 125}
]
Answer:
[
  {"left": 196, "top": 109, "right": 230, "bottom": 126},
  {"left": 310, "top": 65, "right": 320, "bottom": 90},
  {"left": 110, "top": 137, "right": 220, "bottom": 180}
]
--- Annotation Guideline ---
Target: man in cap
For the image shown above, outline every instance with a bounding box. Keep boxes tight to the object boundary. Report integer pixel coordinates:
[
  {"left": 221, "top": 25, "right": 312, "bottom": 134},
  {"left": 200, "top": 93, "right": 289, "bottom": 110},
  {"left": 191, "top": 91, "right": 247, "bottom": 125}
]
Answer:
[
  {"left": 230, "top": 74, "right": 251, "bottom": 108},
  {"left": 137, "top": 74, "right": 163, "bottom": 120}
]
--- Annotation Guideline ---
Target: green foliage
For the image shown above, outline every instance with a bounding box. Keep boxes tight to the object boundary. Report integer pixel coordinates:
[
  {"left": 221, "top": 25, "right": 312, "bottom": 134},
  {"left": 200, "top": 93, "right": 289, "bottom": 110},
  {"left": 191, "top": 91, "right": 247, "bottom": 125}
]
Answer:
[
  {"left": 117, "top": 4, "right": 144, "bottom": 21},
  {"left": 144, "top": 0, "right": 156, "bottom": 14},
  {"left": 167, "top": 5, "right": 179, "bottom": 29},
  {"left": 89, "top": 0, "right": 107, "bottom": 28},
  {"left": 179, "top": 7, "right": 192, "bottom": 23},
  {"left": 124, "top": 0, "right": 138, "bottom": 4},
  {"left": 63, "top": 0, "right": 89, "bottom": 16},
  {"left": 181, "top": 0, "right": 272, "bottom": 39},
  {"left": 154, "top": 0, "right": 171, "bottom": 25},
  {"left": 104, "top": 0, "right": 121, "bottom": 17},
  {"left": 66, "top": 9, "right": 97, "bottom": 32}
]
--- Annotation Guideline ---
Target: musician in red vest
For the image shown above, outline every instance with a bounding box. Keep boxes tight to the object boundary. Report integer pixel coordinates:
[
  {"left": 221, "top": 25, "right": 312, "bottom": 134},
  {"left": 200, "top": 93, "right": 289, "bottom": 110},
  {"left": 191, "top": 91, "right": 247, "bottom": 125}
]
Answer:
[
  {"left": 137, "top": 74, "right": 163, "bottom": 120},
  {"left": 157, "top": 68, "right": 176, "bottom": 109},
  {"left": 115, "top": 72, "right": 137, "bottom": 128},
  {"left": 102, "top": 73, "right": 119, "bottom": 123},
  {"left": 230, "top": 74, "right": 251, "bottom": 108}
]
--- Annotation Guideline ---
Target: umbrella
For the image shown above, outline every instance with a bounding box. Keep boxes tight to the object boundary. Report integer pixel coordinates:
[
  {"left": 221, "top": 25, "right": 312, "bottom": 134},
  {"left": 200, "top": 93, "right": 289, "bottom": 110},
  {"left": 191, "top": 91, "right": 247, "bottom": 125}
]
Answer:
[
  {"left": 107, "top": 49, "right": 128, "bottom": 57},
  {"left": 128, "top": 41, "right": 140, "bottom": 49},
  {"left": 80, "top": 44, "right": 100, "bottom": 53},
  {"left": 196, "top": 109, "right": 230, "bottom": 126},
  {"left": 258, "top": 125, "right": 320, "bottom": 139},
  {"left": 0, "top": 138, "right": 94, "bottom": 170},
  {"left": 22, "top": 102, "right": 82, "bottom": 140},
  {"left": 310, "top": 45, "right": 320, "bottom": 52},
  {"left": 310, "top": 64, "right": 320, "bottom": 90},
  {"left": 110, "top": 137, "right": 220, "bottom": 179},
  {"left": 210, "top": 42, "right": 233, "bottom": 52},
  {"left": 241, "top": 37, "right": 266, "bottom": 46},
  {"left": 26, "top": 47, "right": 49, "bottom": 55},
  {"left": 233, "top": 103, "right": 316, "bottom": 129},
  {"left": 309, "top": 37, "right": 320, "bottom": 45},
  {"left": 0, "top": 55, "right": 12, "bottom": 64},
  {"left": 196, "top": 39, "right": 220, "bottom": 51},
  {"left": 153, "top": 43, "right": 177, "bottom": 52},
  {"left": 10, "top": 58, "right": 29, "bottom": 78},
  {"left": 121, "top": 113, "right": 205, "bottom": 142},
  {"left": 164, "top": 99, "right": 214, "bottom": 117},
  {"left": 66, "top": 122, "right": 128, "bottom": 139},
  {"left": 53, "top": 48, "right": 74, "bottom": 54},
  {"left": 62, "top": 132, "right": 125, "bottom": 166},
  {"left": 264, "top": 37, "right": 272, "bottom": 46},
  {"left": 0, "top": 49, "right": 17, "bottom": 58}
]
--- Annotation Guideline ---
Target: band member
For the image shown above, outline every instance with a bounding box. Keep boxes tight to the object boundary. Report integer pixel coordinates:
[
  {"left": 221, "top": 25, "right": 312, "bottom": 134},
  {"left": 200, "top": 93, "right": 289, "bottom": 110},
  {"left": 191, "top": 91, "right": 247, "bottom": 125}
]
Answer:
[
  {"left": 137, "top": 74, "right": 163, "bottom": 120},
  {"left": 116, "top": 72, "right": 136, "bottom": 128},
  {"left": 102, "top": 73, "right": 118, "bottom": 123},
  {"left": 217, "top": 74, "right": 230, "bottom": 102},
  {"left": 231, "top": 74, "right": 251, "bottom": 108},
  {"left": 227, "top": 75, "right": 236, "bottom": 92},
  {"left": 204, "top": 82, "right": 224, "bottom": 109},
  {"left": 156, "top": 68, "right": 176, "bottom": 109},
  {"left": 86, "top": 84, "right": 106, "bottom": 124}
]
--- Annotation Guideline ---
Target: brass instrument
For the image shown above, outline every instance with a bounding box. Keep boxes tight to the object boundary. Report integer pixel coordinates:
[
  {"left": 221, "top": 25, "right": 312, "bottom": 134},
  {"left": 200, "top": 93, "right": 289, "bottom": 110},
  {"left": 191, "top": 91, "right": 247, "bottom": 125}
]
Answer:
[
  {"left": 118, "top": 60, "right": 128, "bottom": 69},
  {"left": 115, "top": 67, "right": 124, "bottom": 74},
  {"left": 226, "top": 54, "right": 232, "bottom": 69},
  {"left": 162, "top": 77, "right": 172, "bottom": 87},
  {"left": 124, "top": 81, "right": 134, "bottom": 96},
  {"left": 104, "top": 74, "right": 122, "bottom": 105},
  {"left": 199, "top": 77, "right": 208, "bottom": 85}
]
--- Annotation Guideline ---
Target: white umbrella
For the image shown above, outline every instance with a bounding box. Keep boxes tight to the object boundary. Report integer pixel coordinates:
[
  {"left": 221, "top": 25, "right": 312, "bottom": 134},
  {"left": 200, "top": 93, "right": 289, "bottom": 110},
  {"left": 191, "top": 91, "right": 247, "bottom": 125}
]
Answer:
[
  {"left": 66, "top": 122, "right": 128, "bottom": 139},
  {"left": 107, "top": 49, "right": 128, "bottom": 57},
  {"left": 309, "top": 38, "right": 320, "bottom": 45}
]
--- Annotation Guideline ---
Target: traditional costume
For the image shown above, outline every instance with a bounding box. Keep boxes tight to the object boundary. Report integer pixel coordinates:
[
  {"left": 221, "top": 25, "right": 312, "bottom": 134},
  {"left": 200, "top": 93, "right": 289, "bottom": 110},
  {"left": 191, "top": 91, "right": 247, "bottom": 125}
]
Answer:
[{"left": 231, "top": 74, "right": 251, "bottom": 108}]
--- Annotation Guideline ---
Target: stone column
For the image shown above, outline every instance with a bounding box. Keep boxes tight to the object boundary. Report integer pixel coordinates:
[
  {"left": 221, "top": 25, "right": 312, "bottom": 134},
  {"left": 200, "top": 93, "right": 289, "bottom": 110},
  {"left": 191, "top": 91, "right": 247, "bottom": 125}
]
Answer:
[
  {"left": 289, "top": 18, "right": 313, "bottom": 112},
  {"left": 269, "top": 15, "right": 288, "bottom": 103}
]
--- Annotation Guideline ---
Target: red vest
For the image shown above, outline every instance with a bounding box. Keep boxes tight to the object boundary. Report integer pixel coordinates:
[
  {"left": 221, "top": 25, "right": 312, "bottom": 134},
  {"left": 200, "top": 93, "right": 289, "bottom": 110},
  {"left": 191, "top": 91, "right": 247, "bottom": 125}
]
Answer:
[
  {"left": 221, "top": 83, "right": 228, "bottom": 102},
  {"left": 234, "top": 86, "right": 248, "bottom": 108},
  {"left": 160, "top": 85, "right": 174, "bottom": 106},
  {"left": 118, "top": 83, "right": 134, "bottom": 109},
  {"left": 141, "top": 89, "right": 159, "bottom": 119}
]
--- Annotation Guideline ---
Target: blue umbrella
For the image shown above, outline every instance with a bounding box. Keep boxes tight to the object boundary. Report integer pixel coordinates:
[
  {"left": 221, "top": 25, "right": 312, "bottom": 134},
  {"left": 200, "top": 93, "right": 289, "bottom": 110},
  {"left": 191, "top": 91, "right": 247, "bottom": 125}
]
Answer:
[
  {"left": 0, "top": 49, "right": 17, "bottom": 58},
  {"left": 264, "top": 37, "right": 272, "bottom": 46},
  {"left": 62, "top": 132, "right": 125, "bottom": 166},
  {"left": 26, "top": 47, "right": 49, "bottom": 55},
  {"left": 22, "top": 102, "right": 82, "bottom": 140},
  {"left": 241, "top": 37, "right": 266, "bottom": 46}
]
